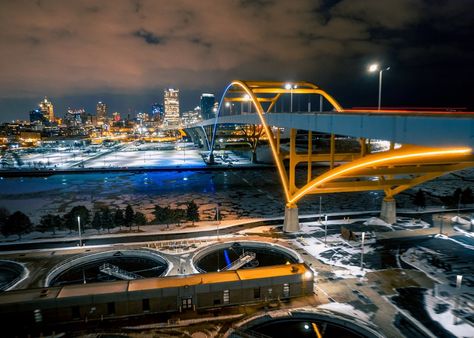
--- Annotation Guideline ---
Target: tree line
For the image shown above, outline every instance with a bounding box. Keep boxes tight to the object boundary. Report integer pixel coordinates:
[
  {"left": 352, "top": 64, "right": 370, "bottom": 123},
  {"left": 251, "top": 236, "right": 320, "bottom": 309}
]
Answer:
[{"left": 0, "top": 201, "right": 200, "bottom": 239}]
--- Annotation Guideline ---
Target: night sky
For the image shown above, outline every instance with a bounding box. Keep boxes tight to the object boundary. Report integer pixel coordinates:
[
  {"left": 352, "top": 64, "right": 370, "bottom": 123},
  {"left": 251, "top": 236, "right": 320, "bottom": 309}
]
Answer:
[{"left": 0, "top": 0, "right": 473, "bottom": 121}]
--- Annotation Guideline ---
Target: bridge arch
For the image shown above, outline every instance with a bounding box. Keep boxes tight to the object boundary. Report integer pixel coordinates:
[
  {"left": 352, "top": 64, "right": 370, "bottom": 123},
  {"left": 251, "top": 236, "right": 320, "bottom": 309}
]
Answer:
[{"left": 210, "top": 80, "right": 343, "bottom": 203}]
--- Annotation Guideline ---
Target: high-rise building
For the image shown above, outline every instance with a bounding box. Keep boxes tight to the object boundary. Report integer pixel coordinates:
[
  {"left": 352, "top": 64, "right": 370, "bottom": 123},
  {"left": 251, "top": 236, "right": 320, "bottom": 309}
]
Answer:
[
  {"left": 151, "top": 102, "right": 164, "bottom": 123},
  {"left": 164, "top": 89, "right": 180, "bottom": 127},
  {"left": 181, "top": 106, "right": 203, "bottom": 125},
  {"left": 96, "top": 101, "right": 107, "bottom": 121},
  {"left": 64, "top": 108, "right": 85, "bottom": 127},
  {"left": 200, "top": 93, "right": 215, "bottom": 120},
  {"left": 29, "top": 109, "right": 46, "bottom": 124},
  {"left": 39, "top": 97, "right": 54, "bottom": 122}
]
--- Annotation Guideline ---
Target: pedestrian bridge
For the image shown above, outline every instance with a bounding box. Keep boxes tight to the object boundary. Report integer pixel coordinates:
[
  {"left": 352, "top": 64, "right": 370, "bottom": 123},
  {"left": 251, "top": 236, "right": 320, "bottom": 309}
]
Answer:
[{"left": 187, "top": 81, "right": 474, "bottom": 231}]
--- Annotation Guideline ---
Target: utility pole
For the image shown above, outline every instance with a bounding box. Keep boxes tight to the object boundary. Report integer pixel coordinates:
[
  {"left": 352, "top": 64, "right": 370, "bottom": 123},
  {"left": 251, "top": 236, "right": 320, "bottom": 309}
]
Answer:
[
  {"left": 439, "top": 214, "right": 444, "bottom": 235},
  {"left": 319, "top": 196, "right": 322, "bottom": 224},
  {"left": 454, "top": 275, "right": 463, "bottom": 324},
  {"left": 77, "top": 216, "right": 82, "bottom": 246},
  {"left": 324, "top": 214, "right": 328, "bottom": 246},
  {"left": 360, "top": 232, "right": 365, "bottom": 271}
]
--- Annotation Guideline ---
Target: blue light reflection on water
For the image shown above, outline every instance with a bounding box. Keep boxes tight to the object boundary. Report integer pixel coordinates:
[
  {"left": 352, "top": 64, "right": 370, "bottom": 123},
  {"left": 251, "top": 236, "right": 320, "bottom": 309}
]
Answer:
[
  {"left": 224, "top": 249, "right": 231, "bottom": 266},
  {"left": 0, "top": 171, "right": 218, "bottom": 198}
]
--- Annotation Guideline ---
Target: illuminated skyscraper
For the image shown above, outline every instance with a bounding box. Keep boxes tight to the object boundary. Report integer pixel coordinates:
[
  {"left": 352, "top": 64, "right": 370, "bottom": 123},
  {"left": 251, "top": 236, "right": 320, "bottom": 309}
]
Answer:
[
  {"left": 151, "top": 102, "right": 164, "bottom": 123},
  {"left": 39, "top": 97, "right": 54, "bottom": 122},
  {"left": 29, "top": 109, "right": 46, "bottom": 124},
  {"left": 164, "top": 89, "right": 180, "bottom": 127},
  {"left": 96, "top": 101, "right": 107, "bottom": 121},
  {"left": 200, "top": 93, "right": 215, "bottom": 120}
]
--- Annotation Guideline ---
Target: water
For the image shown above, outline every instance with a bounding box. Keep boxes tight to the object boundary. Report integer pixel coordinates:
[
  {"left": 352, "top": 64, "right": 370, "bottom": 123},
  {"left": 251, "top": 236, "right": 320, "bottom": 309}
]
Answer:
[
  {"left": 195, "top": 243, "right": 297, "bottom": 272},
  {"left": 0, "top": 260, "right": 23, "bottom": 290},
  {"left": 49, "top": 256, "right": 167, "bottom": 286},
  {"left": 248, "top": 318, "right": 368, "bottom": 338},
  {"left": 0, "top": 169, "right": 384, "bottom": 222}
]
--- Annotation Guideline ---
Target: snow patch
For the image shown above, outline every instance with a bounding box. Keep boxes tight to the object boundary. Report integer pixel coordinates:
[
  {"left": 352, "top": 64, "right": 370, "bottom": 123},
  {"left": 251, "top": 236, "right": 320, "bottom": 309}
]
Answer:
[
  {"left": 293, "top": 236, "right": 370, "bottom": 278},
  {"left": 451, "top": 216, "right": 471, "bottom": 226},
  {"left": 425, "top": 292, "right": 474, "bottom": 338},
  {"left": 318, "top": 302, "right": 371, "bottom": 322},
  {"left": 364, "top": 217, "right": 393, "bottom": 229}
]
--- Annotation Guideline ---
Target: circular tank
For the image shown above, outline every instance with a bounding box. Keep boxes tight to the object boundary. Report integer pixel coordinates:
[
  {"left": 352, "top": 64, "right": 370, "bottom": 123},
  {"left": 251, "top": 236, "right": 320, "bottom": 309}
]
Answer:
[
  {"left": 192, "top": 241, "right": 301, "bottom": 273},
  {"left": 237, "top": 311, "right": 385, "bottom": 338},
  {"left": 0, "top": 260, "right": 27, "bottom": 291},
  {"left": 45, "top": 249, "right": 170, "bottom": 287}
]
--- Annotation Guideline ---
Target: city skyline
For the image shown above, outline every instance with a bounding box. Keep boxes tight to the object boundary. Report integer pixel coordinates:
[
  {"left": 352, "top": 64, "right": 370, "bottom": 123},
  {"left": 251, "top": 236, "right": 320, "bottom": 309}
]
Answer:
[{"left": 1, "top": 0, "right": 473, "bottom": 121}]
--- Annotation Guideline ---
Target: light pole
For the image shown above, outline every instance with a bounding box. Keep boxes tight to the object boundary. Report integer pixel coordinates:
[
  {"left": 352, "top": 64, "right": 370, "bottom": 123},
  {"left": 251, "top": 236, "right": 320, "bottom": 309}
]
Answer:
[
  {"left": 319, "top": 196, "right": 322, "bottom": 224},
  {"left": 285, "top": 83, "right": 297, "bottom": 113},
  {"left": 454, "top": 274, "right": 463, "bottom": 324},
  {"left": 324, "top": 214, "right": 328, "bottom": 246},
  {"left": 360, "top": 231, "right": 365, "bottom": 271},
  {"left": 439, "top": 214, "right": 444, "bottom": 235},
  {"left": 368, "top": 64, "right": 390, "bottom": 110},
  {"left": 77, "top": 216, "right": 82, "bottom": 246}
]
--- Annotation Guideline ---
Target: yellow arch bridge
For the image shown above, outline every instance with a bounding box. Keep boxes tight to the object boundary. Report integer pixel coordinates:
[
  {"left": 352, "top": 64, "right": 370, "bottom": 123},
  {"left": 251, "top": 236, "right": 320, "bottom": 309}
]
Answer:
[{"left": 200, "top": 80, "right": 474, "bottom": 232}]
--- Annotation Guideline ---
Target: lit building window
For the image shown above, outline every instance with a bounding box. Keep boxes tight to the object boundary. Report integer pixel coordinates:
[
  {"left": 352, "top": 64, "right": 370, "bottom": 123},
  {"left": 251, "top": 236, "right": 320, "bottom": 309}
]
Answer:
[{"left": 223, "top": 289, "right": 230, "bottom": 304}]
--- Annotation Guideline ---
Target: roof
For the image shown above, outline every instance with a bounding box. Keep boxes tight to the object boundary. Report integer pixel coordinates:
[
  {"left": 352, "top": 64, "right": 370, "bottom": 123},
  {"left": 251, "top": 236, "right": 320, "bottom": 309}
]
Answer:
[
  {"left": 0, "top": 263, "right": 308, "bottom": 304},
  {"left": 236, "top": 263, "right": 307, "bottom": 280},
  {"left": 129, "top": 264, "right": 308, "bottom": 291},
  {"left": 129, "top": 271, "right": 240, "bottom": 291},
  {"left": 57, "top": 281, "right": 128, "bottom": 298}
]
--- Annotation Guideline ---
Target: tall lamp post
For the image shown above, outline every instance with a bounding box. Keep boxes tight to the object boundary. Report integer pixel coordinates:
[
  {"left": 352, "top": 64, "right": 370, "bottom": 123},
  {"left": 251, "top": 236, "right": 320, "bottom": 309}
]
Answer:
[
  {"left": 324, "top": 214, "right": 328, "bottom": 246},
  {"left": 360, "top": 231, "right": 365, "bottom": 271},
  {"left": 454, "top": 274, "right": 463, "bottom": 324},
  {"left": 368, "top": 64, "right": 390, "bottom": 110},
  {"left": 285, "top": 83, "right": 297, "bottom": 113},
  {"left": 77, "top": 216, "right": 82, "bottom": 246}
]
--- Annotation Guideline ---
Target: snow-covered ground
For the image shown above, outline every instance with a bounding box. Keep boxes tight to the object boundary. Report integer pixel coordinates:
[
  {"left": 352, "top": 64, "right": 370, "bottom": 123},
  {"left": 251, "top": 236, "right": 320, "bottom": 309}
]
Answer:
[
  {"left": 292, "top": 232, "right": 373, "bottom": 278},
  {"left": 425, "top": 291, "right": 474, "bottom": 338},
  {"left": 1, "top": 142, "right": 255, "bottom": 170},
  {"left": 317, "top": 302, "right": 371, "bottom": 322}
]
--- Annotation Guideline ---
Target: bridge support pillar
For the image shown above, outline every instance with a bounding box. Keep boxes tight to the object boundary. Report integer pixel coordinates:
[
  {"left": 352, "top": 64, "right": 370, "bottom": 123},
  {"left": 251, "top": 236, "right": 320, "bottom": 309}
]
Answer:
[
  {"left": 380, "top": 197, "right": 396, "bottom": 224},
  {"left": 208, "top": 153, "right": 215, "bottom": 164},
  {"left": 283, "top": 205, "right": 300, "bottom": 232}
]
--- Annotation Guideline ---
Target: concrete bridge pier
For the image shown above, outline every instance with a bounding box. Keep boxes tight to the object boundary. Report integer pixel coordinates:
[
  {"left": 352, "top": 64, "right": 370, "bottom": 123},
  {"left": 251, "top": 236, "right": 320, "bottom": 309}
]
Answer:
[
  {"left": 208, "top": 153, "right": 215, "bottom": 164},
  {"left": 380, "top": 197, "right": 397, "bottom": 224},
  {"left": 283, "top": 205, "right": 300, "bottom": 232}
]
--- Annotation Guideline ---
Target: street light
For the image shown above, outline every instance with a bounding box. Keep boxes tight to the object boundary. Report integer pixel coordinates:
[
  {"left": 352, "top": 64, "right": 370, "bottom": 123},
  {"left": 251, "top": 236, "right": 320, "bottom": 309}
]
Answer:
[
  {"left": 368, "top": 63, "right": 390, "bottom": 110},
  {"left": 439, "top": 214, "right": 444, "bottom": 235},
  {"left": 360, "top": 231, "right": 365, "bottom": 271},
  {"left": 77, "top": 216, "right": 82, "bottom": 246},
  {"left": 324, "top": 214, "right": 328, "bottom": 246},
  {"left": 454, "top": 274, "right": 463, "bottom": 324},
  {"left": 285, "top": 83, "right": 298, "bottom": 113},
  {"left": 319, "top": 196, "right": 322, "bottom": 224}
]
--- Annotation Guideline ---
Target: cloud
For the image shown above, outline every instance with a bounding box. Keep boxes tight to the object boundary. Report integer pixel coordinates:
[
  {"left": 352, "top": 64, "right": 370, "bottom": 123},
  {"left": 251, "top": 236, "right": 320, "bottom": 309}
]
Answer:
[
  {"left": 0, "top": 0, "right": 472, "bottom": 119},
  {"left": 133, "top": 29, "right": 163, "bottom": 45},
  {"left": 331, "top": 0, "right": 423, "bottom": 29}
]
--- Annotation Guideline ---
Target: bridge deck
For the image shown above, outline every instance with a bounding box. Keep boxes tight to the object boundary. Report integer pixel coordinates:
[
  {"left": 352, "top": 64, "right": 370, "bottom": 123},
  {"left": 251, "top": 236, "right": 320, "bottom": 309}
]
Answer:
[{"left": 192, "top": 110, "right": 474, "bottom": 148}]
